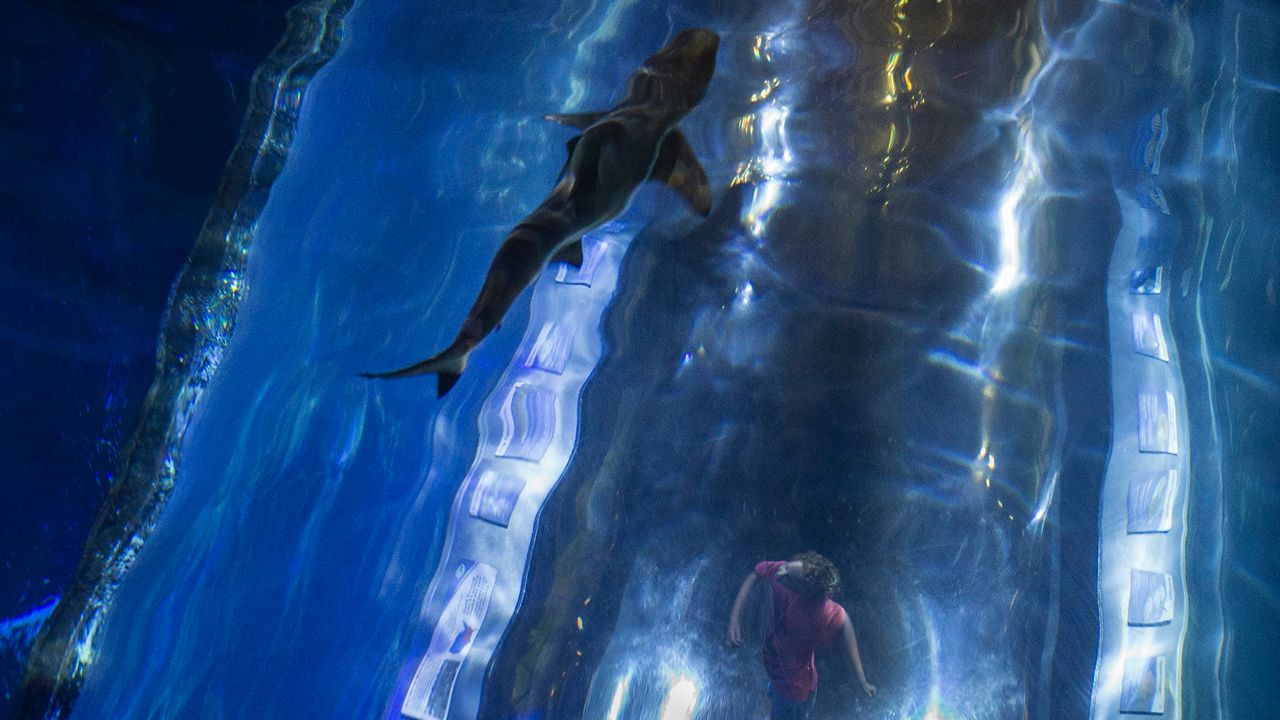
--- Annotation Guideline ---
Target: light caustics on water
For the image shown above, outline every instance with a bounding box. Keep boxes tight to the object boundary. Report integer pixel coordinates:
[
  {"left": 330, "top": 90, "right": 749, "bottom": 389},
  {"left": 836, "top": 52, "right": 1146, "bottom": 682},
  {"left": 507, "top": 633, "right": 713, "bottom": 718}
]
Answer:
[
  {"left": 673, "top": 27, "right": 792, "bottom": 379},
  {"left": 735, "top": 33, "right": 792, "bottom": 240},
  {"left": 926, "top": 16, "right": 1058, "bottom": 519},
  {"left": 902, "top": 8, "right": 1073, "bottom": 718}
]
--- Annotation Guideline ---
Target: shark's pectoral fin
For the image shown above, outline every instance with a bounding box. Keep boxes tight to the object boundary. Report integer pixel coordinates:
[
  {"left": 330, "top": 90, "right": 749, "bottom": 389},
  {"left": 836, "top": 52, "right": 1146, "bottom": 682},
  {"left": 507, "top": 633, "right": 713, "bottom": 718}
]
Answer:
[
  {"left": 650, "top": 130, "right": 712, "bottom": 216},
  {"left": 545, "top": 112, "right": 608, "bottom": 128},
  {"left": 551, "top": 239, "right": 585, "bottom": 268}
]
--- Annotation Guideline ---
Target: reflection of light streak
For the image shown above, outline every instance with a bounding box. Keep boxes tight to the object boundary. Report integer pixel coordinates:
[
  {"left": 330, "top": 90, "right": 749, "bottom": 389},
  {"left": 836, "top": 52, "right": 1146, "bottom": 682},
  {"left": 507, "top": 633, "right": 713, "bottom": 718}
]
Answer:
[
  {"left": 736, "top": 28, "right": 792, "bottom": 238},
  {"left": 564, "top": 0, "right": 641, "bottom": 109},
  {"left": 949, "top": 30, "right": 1053, "bottom": 540},
  {"left": 750, "top": 78, "right": 781, "bottom": 102},
  {"left": 751, "top": 33, "right": 774, "bottom": 63},
  {"left": 605, "top": 673, "right": 631, "bottom": 720},
  {"left": 744, "top": 180, "right": 783, "bottom": 237},
  {"left": 659, "top": 677, "right": 699, "bottom": 720},
  {"left": 76, "top": 614, "right": 101, "bottom": 666},
  {"left": 740, "top": 104, "right": 792, "bottom": 236},
  {"left": 1029, "top": 468, "right": 1056, "bottom": 526},
  {"left": 991, "top": 122, "right": 1042, "bottom": 295},
  {"left": 884, "top": 50, "right": 903, "bottom": 103},
  {"left": 921, "top": 596, "right": 947, "bottom": 720},
  {"left": 758, "top": 104, "right": 792, "bottom": 173}
]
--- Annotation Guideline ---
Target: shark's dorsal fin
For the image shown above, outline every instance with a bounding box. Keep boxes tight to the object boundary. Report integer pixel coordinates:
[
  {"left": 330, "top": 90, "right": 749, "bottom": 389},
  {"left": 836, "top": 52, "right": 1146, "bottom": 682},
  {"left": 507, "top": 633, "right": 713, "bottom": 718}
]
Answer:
[
  {"left": 545, "top": 112, "right": 608, "bottom": 128},
  {"left": 551, "top": 239, "right": 585, "bottom": 268},
  {"left": 650, "top": 130, "right": 712, "bottom": 216}
]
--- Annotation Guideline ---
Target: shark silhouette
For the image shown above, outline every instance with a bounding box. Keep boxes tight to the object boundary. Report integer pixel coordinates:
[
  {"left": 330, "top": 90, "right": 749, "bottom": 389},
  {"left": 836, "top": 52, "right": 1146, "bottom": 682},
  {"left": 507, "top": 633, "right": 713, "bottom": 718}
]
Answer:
[{"left": 363, "top": 29, "right": 719, "bottom": 396}]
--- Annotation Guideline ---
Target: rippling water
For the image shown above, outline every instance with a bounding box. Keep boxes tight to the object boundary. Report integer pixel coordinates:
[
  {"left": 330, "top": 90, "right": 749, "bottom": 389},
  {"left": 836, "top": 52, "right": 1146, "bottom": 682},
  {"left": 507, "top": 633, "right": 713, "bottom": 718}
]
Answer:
[{"left": 11, "top": 0, "right": 1277, "bottom": 718}]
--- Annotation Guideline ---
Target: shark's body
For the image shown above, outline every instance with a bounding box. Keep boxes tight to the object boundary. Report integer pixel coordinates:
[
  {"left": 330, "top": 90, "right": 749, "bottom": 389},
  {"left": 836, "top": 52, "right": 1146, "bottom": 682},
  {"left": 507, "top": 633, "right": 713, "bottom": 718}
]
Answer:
[{"left": 364, "top": 29, "right": 720, "bottom": 395}]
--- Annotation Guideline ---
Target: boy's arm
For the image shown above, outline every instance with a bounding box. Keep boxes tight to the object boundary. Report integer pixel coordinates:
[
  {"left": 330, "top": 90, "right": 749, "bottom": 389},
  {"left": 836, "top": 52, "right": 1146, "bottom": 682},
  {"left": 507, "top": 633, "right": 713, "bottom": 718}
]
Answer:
[
  {"left": 726, "top": 572, "right": 759, "bottom": 647},
  {"left": 842, "top": 615, "right": 876, "bottom": 697}
]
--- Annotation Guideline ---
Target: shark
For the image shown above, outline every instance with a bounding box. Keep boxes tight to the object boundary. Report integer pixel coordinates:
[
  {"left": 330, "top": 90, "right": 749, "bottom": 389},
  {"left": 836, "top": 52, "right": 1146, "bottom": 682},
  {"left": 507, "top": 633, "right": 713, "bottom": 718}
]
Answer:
[{"left": 363, "top": 28, "right": 720, "bottom": 396}]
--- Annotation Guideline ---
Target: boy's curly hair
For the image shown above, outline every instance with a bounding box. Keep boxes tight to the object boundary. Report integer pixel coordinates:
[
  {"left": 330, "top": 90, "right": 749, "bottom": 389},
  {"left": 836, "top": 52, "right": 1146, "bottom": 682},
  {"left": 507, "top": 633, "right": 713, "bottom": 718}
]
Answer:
[{"left": 792, "top": 551, "right": 840, "bottom": 600}]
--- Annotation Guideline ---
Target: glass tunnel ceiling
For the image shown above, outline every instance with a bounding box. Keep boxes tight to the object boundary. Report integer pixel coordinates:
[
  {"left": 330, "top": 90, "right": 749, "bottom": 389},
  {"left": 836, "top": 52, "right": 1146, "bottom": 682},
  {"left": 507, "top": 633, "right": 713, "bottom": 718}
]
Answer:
[{"left": 19, "top": 0, "right": 1262, "bottom": 718}]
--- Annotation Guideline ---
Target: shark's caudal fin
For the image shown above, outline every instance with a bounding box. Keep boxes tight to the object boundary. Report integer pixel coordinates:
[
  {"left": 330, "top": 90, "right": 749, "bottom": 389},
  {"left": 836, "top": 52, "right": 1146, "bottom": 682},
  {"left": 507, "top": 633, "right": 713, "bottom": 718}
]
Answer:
[
  {"left": 360, "top": 345, "right": 469, "bottom": 397},
  {"left": 650, "top": 130, "right": 712, "bottom": 215},
  {"left": 545, "top": 111, "right": 607, "bottom": 128}
]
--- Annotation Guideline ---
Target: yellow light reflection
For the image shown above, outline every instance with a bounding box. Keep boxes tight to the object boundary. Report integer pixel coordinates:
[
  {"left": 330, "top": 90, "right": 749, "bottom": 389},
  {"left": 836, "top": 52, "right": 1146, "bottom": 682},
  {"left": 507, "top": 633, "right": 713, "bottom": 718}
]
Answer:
[
  {"left": 750, "top": 78, "right": 781, "bottom": 103},
  {"left": 886, "top": 50, "right": 902, "bottom": 98}
]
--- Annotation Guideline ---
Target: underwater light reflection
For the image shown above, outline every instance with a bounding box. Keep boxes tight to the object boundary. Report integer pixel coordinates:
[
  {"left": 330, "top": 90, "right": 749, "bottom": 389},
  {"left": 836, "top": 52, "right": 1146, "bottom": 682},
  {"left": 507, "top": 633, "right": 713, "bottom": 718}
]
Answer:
[
  {"left": 604, "top": 673, "right": 630, "bottom": 720},
  {"left": 991, "top": 120, "right": 1043, "bottom": 296},
  {"left": 740, "top": 104, "right": 792, "bottom": 237},
  {"left": 738, "top": 33, "right": 793, "bottom": 235},
  {"left": 657, "top": 677, "right": 699, "bottom": 720}
]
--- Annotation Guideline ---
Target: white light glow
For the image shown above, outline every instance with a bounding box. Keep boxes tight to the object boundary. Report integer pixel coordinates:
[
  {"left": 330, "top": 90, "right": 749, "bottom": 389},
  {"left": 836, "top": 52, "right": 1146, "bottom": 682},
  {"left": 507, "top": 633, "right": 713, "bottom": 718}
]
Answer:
[
  {"left": 739, "top": 99, "right": 794, "bottom": 237},
  {"left": 991, "top": 123, "right": 1042, "bottom": 295},
  {"left": 744, "top": 179, "right": 784, "bottom": 237},
  {"left": 757, "top": 104, "right": 793, "bottom": 167},
  {"left": 605, "top": 674, "right": 631, "bottom": 720},
  {"left": 659, "top": 677, "right": 699, "bottom": 720}
]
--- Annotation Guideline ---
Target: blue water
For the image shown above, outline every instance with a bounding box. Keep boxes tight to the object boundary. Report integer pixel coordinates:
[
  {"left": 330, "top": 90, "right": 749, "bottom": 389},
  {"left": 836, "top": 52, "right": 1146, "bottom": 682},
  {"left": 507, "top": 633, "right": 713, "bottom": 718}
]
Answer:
[
  {"left": 3, "top": 0, "right": 1277, "bottom": 718},
  {"left": 1, "top": 0, "right": 295, "bottom": 709}
]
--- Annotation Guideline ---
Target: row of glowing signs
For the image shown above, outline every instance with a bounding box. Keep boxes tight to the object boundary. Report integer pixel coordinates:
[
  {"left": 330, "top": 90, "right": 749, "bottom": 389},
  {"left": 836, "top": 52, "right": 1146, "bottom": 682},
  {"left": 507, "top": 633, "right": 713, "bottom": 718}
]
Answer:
[
  {"left": 400, "top": 239, "right": 614, "bottom": 720},
  {"left": 1110, "top": 206, "right": 1180, "bottom": 715}
]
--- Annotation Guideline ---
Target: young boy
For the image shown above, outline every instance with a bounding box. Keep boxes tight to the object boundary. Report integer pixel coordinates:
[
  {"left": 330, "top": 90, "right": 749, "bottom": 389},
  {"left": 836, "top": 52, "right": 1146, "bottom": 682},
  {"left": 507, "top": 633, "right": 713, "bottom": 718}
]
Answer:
[{"left": 727, "top": 552, "right": 875, "bottom": 719}]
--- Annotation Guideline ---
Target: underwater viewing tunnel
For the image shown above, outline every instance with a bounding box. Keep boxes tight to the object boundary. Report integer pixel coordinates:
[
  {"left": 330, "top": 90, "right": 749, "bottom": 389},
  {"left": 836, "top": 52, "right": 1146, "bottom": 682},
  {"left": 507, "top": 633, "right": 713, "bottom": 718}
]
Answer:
[{"left": 3, "top": 0, "right": 1277, "bottom": 719}]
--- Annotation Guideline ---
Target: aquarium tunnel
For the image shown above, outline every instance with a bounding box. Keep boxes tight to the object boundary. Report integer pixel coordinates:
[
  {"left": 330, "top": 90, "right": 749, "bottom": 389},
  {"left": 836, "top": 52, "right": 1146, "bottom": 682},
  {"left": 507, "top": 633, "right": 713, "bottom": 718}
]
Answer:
[{"left": 3, "top": 0, "right": 1277, "bottom": 719}]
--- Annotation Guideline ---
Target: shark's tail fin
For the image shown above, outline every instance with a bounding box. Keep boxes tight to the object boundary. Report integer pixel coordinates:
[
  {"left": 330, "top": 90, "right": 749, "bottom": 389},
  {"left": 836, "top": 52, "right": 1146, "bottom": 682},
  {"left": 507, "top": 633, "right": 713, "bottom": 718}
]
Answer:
[{"left": 360, "top": 344, "right": 470, "bottom": 397}]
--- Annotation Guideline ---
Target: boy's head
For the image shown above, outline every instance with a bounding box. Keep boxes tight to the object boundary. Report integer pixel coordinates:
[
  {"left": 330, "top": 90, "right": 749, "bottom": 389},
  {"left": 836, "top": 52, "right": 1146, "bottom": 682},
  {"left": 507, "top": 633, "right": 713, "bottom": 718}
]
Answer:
[{"left": 780, "top": 551, "right": 840, "bottom": 600}]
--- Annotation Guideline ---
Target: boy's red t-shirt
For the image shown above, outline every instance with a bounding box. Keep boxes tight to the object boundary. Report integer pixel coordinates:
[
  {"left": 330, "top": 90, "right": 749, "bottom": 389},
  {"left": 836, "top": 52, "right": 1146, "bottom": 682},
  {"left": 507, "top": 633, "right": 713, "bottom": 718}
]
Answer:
[{"left": 755, "top": 560, "right": 847, "bottom": 702}]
